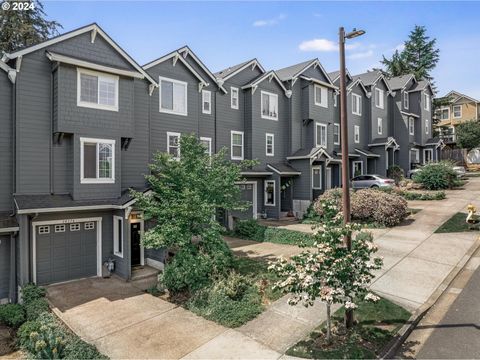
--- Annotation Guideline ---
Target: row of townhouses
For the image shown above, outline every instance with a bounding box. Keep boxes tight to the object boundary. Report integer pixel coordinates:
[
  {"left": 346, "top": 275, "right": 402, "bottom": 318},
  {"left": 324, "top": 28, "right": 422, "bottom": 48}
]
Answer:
[{"left": 0, "top": 23, "right": 442, "bottom": 303}]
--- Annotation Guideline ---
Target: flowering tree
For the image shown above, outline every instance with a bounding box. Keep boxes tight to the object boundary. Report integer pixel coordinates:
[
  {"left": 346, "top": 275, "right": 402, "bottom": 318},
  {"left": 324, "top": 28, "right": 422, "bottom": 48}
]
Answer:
[{"left": 269, "top": 199, "right": 383, "bottom": 342}]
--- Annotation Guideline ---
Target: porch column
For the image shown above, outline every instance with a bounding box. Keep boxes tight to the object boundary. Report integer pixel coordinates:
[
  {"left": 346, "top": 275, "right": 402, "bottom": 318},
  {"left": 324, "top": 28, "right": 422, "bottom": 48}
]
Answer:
[{"left": 9, "top": 233, "right": 16, "bottom": 303}]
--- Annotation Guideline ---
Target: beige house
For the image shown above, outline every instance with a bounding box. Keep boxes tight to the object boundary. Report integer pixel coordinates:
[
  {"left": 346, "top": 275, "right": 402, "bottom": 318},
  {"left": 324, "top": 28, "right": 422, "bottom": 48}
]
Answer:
[{"left": 435, "top": 90, "right": 480, "bottom": 143}]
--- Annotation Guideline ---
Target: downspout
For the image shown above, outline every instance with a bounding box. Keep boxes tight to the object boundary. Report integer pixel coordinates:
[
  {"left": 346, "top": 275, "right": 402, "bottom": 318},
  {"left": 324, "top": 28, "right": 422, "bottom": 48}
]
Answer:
[
  {"left": 11, "top": 70, "right": 16, "bottom": 216},
  {"left": 9, "top": 232, "right": 17, "bottom": 303},
  {"left": 214, "top": 90, "right": 217, "bottom": 153},
  {"left": 49, "top": 67, "right": 54, "bottom": 194}
]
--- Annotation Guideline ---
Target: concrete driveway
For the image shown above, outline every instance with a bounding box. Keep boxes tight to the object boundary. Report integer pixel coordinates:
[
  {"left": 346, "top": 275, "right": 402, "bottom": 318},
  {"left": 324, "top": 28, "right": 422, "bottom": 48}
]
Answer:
[{"left": 47, "top": 277, "right": 281, "bottom": 359}]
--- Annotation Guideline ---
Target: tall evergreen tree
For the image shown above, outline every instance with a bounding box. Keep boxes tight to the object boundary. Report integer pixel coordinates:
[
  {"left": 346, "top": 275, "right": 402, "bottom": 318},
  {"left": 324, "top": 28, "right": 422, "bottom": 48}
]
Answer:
[{"left": 0, "top": 0, "right": 62, "bottom": 54}]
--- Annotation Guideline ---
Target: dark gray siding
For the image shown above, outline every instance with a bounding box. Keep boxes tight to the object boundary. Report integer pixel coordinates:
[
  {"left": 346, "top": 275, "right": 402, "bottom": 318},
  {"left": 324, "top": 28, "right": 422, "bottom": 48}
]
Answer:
[
  {"left": 291, "top": 159, "right": 311, "bottom": 200},
  {"left": 0, "top": 235, "right": 10, "bottom": 300},
  {"left": 0, "top": 71, "right": 13, "bottom": 211},
  {"left": 370, "top": 80, "right": 390, "bottom": 142}
]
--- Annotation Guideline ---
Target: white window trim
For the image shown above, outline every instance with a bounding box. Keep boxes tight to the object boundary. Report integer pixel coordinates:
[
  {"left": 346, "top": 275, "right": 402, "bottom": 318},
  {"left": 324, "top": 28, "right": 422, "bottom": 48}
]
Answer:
[
  {"left": 439, "top": 107, "right": 450, "bottom": 120},
  {"left": 352, "top": 161, "right": 363, "bottom": 176},
  {"left": 80, "top": 137, "right": 115, "bottom": 184},
  {"left": 411, "top": 148, "right": 420, "bottom": 163},
  {"left": 333, "top": 123, "right": 340, "bottom": 145},
  {"left": 312, "top": 165, "right": 323, "bottom": 190},
  {"left": 265, "top": 133, "right": 274, "bottom": 157},
  {"left": 200, "top": 137, "right": 212, "bottom": 156},
  {"left": 77, "top": 68, "right": 119, "bottom": 112},
  {"left": 315, "top": 122, "right": 328, "bottom": 148},
  {"left": 424, "top": 93, "right": 431, "bottom": 111},
  {"left": 113, "top": 215, "right": 124, "bottom": 258},
  {"left": 453, "top": 105, "right": 462, "bottom": 119},
  {"left": 261, "top": 91, "right": 279, "bottom": 120},
  {"left": 375, "top": 88, "right": 384, "bottom": 109},
  {"left": 352, "top": 93, "right": 362, "bottom": 115},
  {"left": 403, "top": 91, "right": 409, "bottom": 109},
  {"left": 333, "top": 93, "right": 338, "bottom": 107},
  {"left": 314, "top": 84, "right": 328, "bottom": 108},
  {"left": 202, "top": 90, "right": 212, "bottom": 114},
  {"left": 264, "top": 180, "right": 276, "bottom": 206},
  {"left": 167, "top": 132, "right": 181, "bottom": 159},
  {"left": 231, "top": 87, "right": 239, "bottom": 109},
  {"left": 409, "top": 117, "right": 415, "bottom": 135},
  {"left": 354, "top": 125, "right": 360, "bottom": 143},
  {"left": 423, "top": 148, "right": 433, "bottom": 164},
  {"left": 159, "top": 76, "right": 188, "bottom": 116},
  {"left": 425, "top": 119, "right": 429, "bottom": 135},
  {"left": 231, "top": 130, "right": 244, "bottom": 160},
  {"left": 377, "top": 117, "right": 383, "bottom": 135}
]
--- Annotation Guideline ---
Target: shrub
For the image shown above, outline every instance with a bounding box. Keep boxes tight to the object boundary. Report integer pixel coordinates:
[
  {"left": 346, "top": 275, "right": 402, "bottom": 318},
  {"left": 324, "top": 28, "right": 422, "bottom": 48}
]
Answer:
[
  {"left": 401, "top": 190, "right": 446, "bottom": 201},
  {"left": 21, "top": 284, "right": 46, "bottom": 305},
  {"left": 313, "top": 188, "right": 343, "bottom": 216},
  {"left": 19, "top": 312, "right": 65, "bottom": 358},
  {"left": 371, "top": 193, "right": 408, "bottom": 227},
  {"left": 234, "top": 220, "right": 266, "bottom": 242},
  {"left": 302, "top": 204, "right": 321, "bottom": 224},
  {"left": 187, "top": 273, "right": 263, "bottom": 327},
  {"left": 263, "top": 228, "right": 315, "bottom": 247},
  {"left": 0, "top": 304, "right": 25, "bottom": 328},
  {"left": 63, "top": 337, "right": 108, "bottom": 359},
  {"left": 413, "top": 162, "right": 459, "bottom": 190},
  {"left": 25, "top": 298, "right": 50, "bottom": 321},
  {"left": 387, "top": 165, "right": 404, "bottom": 185},
  {"left": 17, "top": 320, "right": 41, "bottom": 348}
]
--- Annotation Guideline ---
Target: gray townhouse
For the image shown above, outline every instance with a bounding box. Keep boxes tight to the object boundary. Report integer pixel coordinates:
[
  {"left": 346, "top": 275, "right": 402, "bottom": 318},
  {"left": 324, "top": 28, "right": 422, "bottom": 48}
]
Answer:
[{"left": 0, "top": 23, "right": 440, "bottom": 303}]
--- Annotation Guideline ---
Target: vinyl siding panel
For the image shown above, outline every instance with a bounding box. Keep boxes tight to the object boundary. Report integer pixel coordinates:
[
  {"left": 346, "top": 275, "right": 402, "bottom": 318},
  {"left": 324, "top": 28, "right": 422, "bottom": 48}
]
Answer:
[{"left": 0, "top": 71, "right": 13, "bottom": 211}]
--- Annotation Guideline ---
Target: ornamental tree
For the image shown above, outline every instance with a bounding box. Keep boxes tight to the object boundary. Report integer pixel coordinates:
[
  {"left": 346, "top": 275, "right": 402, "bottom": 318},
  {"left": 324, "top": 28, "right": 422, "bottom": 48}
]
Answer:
[
  {"left": 456, "top": 120, "right": 480, "bottom": 150},
  {"left": 269, "top": 199, "right": 383, "bottom": 342},
  {"left": 133, "top": 134, "right": 256, "bottom": 292}
]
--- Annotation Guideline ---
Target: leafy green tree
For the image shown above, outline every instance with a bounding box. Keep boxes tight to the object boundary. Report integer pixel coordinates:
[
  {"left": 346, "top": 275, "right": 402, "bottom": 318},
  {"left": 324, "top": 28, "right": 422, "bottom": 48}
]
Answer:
[
  {"left": 133, "top": 134, "right": 255, "bottom": 292},
  {"left": 456, "top": 120, "right": 480, "bottom": 150},
  {"left": 0, "top": 0, "right": 62, "bottom": 53}
]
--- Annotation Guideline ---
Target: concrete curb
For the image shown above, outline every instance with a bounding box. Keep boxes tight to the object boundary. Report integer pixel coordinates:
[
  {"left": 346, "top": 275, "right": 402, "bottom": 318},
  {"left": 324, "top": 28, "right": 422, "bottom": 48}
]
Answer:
[{"left": 379, "top": 235, "right": 480, "bottom": 359}]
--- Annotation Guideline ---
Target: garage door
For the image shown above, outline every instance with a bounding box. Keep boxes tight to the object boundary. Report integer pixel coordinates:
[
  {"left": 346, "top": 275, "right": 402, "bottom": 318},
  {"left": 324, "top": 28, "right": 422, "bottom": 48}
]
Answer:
[
  {"left": 231, "top": 183, "right": 256, "bottom": 220},
  {"left": 36, "top": 221, "right": 98, "bottom": 285},
  {"left": 0, "top": 235, "right": 10, "bottom": 300}
]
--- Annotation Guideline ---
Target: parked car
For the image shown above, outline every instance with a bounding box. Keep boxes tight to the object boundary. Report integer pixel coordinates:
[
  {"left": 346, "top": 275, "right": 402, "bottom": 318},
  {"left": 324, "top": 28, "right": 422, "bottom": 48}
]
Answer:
[
  {"left": 407, "top": 165, "right": 466, "bottom": 179},
  {"left": 351, "top": 174, "right": 395, "bottom": 189}
]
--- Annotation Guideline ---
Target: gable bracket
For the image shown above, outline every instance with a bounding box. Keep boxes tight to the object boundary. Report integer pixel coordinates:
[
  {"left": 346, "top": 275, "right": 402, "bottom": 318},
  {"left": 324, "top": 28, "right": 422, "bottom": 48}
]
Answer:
[
  {"left": 268, "top": 73, "right": 274, "bottom": 82},
  {"left": 91, "top": 28, "right": 97, "bottom": 43},
  {"left": 148, "top": 84, "right": 156, "bottom": 96},
  {"left": 251, "top": 62, "right": 256, "bottom": 71},
  {"left": 252, "top": 85, "right": 258, "bottom": 94},
  {"left": 7, "top": 70, "right": 16, "bottom": 84},
  {"left": 16, "top": 56, "right": 22, "bottom": 72},
  {"left": 181, "top": 48, "right": 189, "bottom": 59},
  {"left": 285, "top": 90, "right": 292, "bottom": 98},
  {"left": 172, "top": 54, "right": 179, "bottom": 67},
  {"left": 291, "top": 77, "right": 298, "bottom": 87},
  {"left": 198, "top": 82, "right": 205, "bottom": 93}
]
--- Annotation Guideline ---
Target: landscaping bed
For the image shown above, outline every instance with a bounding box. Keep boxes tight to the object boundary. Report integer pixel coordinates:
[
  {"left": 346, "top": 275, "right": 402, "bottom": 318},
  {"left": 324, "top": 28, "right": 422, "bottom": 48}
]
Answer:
[
  {"left": 286, "top": 297, "right": 411, "bottom": 359},
  {"left": 435, "top": 212, "right": 475, "bottom": 233}
]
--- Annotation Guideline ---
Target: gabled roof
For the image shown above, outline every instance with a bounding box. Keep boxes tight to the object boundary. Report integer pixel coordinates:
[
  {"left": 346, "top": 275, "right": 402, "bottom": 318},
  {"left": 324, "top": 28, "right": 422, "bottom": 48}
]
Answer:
[
  {"left": 287, "top": 147, "right": 333, "bottom": 161},
  {"left": 347, "top": 78, "right": 370, "bottom": 97},
  {"left": 355, "top": 148, "right": 381, "bottom": 158},
  {"left": 0, "top": 60, "right": 16, "bottom": 83},
  {"left": 275, "top": 58, "right": 334, "bottom": 86},
  {"left": 241, "top": 71, "right": 290, "bottom": 97},
  {"left": 443, "top": 90, "right": 480, "bottom": 104},
  {"left": 267, "top": 163, "right": 301, "bottom": 176},
  {"left": 386, "top": 74, "right": 416, "bottom": 91},
  {"left": 2, "top": 23, "right": 157, "bottom": 86},
  {"left": 328, "top": 69, "right": 352, "bottom": 82},
  {"left": 214, "top": 58, "right": 265, "bottom": 82},
  {"left": 352, "top": 71, "right": 393, "bottom": 93},
  {"left": 408, "top": 79, "right": 433, "bottom": 94}
]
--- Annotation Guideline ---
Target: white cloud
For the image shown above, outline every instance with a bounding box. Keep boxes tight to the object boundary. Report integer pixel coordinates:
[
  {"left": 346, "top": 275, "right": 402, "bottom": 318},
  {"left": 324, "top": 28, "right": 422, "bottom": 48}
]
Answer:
[
  {"left": 253, "top": 14, "right": 286, "bottom": 27},
  {"left": 347, "top": 50, "right": 374, "bottom": 60},
  {"left": 299, "top": 38, "right": 337, "bottom": 52}
]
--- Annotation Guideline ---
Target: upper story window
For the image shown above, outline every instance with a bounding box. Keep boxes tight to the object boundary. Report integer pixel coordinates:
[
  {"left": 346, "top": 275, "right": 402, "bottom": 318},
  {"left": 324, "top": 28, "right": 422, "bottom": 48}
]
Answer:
[
  {"left": 438, "top": 107, "right": 450, "bottom": 120},
  {"left": 312, "top": 166, "right": 322, "bottom": 190},
  {"left": 167, "top": 132, "right": 181, "bottom": 159},
  {"left": 264, "top": 180, "right": 275, "bottom": 206},
  {"left": 315, "top": 123, "right": 327, "bottom": 147},
  {"left": 425, "top": 119, "right": 429, "bottom": 134},
  {"left": 403, "top": 91, "right": 409, "bottom": 109},
  {"left": 200, "top": 137, "right": 212, "bottom": 156},
  {"left": 409, "top": 117, "right": 415, "bottom": 135},
  {"left": 354, "top": 125, "right": 360, "bottom": 143},
  {"left": 80, "top": 137, "right": 115, "bottom": 184},
  {"left": 453, "top": 105, "right": 462, "bottom": 118},
  {"left": 77, "top": 69, "right": 118, "bottom": 111},
  {"left": 231, "top": 87, "right": 239, "bottom": 109},
  {"left": 352, "top": 94, "right": 362, "bottom": 115},
  {"left": 424, "top": 93, "right": 431, "bottom": 111},
  {"left": 333, "top": 93, "right": 338, "bottom": 107},
  {"left": 377, "top": 118, "right": 383, "bottom": 135},
  {"left": 231, "top": 131, "right": 244, "bottom": 160},
  {"left": 266, "top": 133, "right": 274, "bottom": 156},
  {"left": 375, "top": 88, "right": 384, "bottom": 109},
  {"left": 333, "top": 124, "right": 340, "bottom": 145},
  {"left": 261, "top": 91, "right": 278, "bottom": 120},
  {"left": 202, "top": 90, "right": 212, "bottom": 114},
  {"left": 159, "top": 77, "right": 187, "bottom": 116},
  {"left": 314, "top": 85, "right": 328, "bottom": 108}
]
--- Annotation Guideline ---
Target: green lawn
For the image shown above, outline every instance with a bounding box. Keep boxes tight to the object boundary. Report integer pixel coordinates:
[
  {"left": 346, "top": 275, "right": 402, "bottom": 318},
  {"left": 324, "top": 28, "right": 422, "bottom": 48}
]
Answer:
[
  {"left": 435, "top": 212, "right": 477, "bottom": 233},
  {"left": 286, "top": 297, "right": 411, "bottom": 359}
]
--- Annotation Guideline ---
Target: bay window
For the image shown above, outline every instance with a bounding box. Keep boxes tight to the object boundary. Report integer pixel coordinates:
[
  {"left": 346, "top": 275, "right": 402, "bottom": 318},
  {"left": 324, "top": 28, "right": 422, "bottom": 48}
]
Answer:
[{"left": 77, "top": 68, "right": 118, "bottom": 111}]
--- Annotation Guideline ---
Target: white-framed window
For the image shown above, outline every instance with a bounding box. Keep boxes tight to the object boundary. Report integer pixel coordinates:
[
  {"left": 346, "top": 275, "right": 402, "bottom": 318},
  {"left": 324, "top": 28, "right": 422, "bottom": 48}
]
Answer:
[
  {"left": 314, "top": 84, "right": 328, "bottom": 108},
  {"left": 70, "top": 223, "right": 80, "bottom": 232},
  {"left": 377, "top": 118, "right": 383, "bottom": 135},
  {"left": 265, "top": 133, "right": 274, "bottom": 156},
  {"left": 425, "top": 119, "right": 429, "bottom": 134},
  {"left": 159, "top": 76, "right": 188, "bottom": 116},
  {"left": 54, "top": 224, "right": 65, "bottom": 233},
  {"left": 264, "top": 180, "right": 275, "bottom": 206},
  {"left": 80, "top": 138, "right": 115, "bottom": 184},
  {"left": 409, "top": 117, "right": 415, "bottom": 135},
  {"left": 261, "top": 91, "right": 278, "bottom": 120},
  {"left": 333, "top": 124, "right": 340, "bottom": 145},
  {"left": 38, "top": 226, "right": 50, "bottom": 234},
  {"left": 354, "top": 125, "right": 360, "bottom": 143},
  {"left": 200, "top": 137, "right": 212, "bottom": 156},
  {"left": 411, "top": 148, "right": 420, "bottom": 164},
  {"left": 315, "top": 122, "right": 327, "bottom": 147},
  {"left": 231, "top": 87, "right": 239, "bottom": 109},
  {"left": 167, "top": 132, "right": 181, "bottom": 159},
  {"left": 312, "top": 166, "right": 322, "bottom": 190},
  {"left": 423, "top": 149, "right": 433, "bottom": 164},
  {"left": 403, "top": 91, "right": 409, "bottom": 109},
  {"left": 113, "top": 215, "right": 123, "bottom": 258},
  {"left": 375, "top": 88, "right": 384, "bottom": 109},
  {"left": 352, "top": 94, "right": 362, "bottom": 115},
  {"left": 424, "top": 92, "right": 431, "bottom": 111},
  {"left": 231, "top": 131, "right": 244, "bottom": 160},
  {"left": 333, "top": 93, "right": 338, "bottom": 107},
  {"left": 202, "top": 90, "right": 211, "bottom": 114},
  {"left": 77, "top": 68, "right": 119, "bottom": 111},
  {"left": 438, "top": 107, "right": 450, "bottom": 120},
  {"left": 453, "top": 105, "right": 462, "bottom": 118},
  {"left": 352, "top": 161, "right": 363, "bottom": 177},
  {"left": 85, "top": 222, "right": 95, "bottom": 230}
]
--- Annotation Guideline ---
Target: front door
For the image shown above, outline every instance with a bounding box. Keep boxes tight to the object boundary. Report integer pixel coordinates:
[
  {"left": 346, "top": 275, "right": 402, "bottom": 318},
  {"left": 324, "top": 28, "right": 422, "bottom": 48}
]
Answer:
[{"left": 131, "top": 223, "right": 141, "bottom": 267}]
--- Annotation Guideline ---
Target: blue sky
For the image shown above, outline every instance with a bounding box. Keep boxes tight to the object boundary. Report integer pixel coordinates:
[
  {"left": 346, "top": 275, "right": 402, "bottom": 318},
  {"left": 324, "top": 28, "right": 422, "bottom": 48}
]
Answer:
[{"left": 43, "top": 1, "right": 480, "bottom": 98}]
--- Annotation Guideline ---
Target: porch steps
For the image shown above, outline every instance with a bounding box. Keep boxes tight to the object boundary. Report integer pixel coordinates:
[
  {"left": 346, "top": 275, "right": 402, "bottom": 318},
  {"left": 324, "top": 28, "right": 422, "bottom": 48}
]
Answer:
[{"left": 130, "top": 265, "right": 160, "bottom": 291}]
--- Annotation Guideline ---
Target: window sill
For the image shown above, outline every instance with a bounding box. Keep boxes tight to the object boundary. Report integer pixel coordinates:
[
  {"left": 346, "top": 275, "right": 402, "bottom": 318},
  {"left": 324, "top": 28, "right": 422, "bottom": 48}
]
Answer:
[
  {"left": 264, "top": 203, "right": 276, "bottom": 207},
  {"left": 375, "top": 105, "right": 384, "bottom": 109},
  {"left": 160, "top": 108, "right": 188, "bottom": 116},
  {"left": 231, "top": 106, "right": 239, "bottom": 110},
  {"left": 77, "top": 102, "right": 118, "bottom": 112},
  {"left": 261, "top": 115, "right": 278, "bottom": 121},
  {"left": 314, "top": 102, "right": 328, "bottom": 108},
  {"left": 352, "top": 112, "right": 362, "bottom": 116},
  {"left": 81, "top": 179, "right": 115, "bottom": 184},
  {"left": 266, "top": 153, "right": 274, "bottom": 157},
  {"left": 114, "top": 252, "right": 124, "bottom": 259},
  {"left": 231, "top": 156, "right": 244, "bottom": 161}
]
